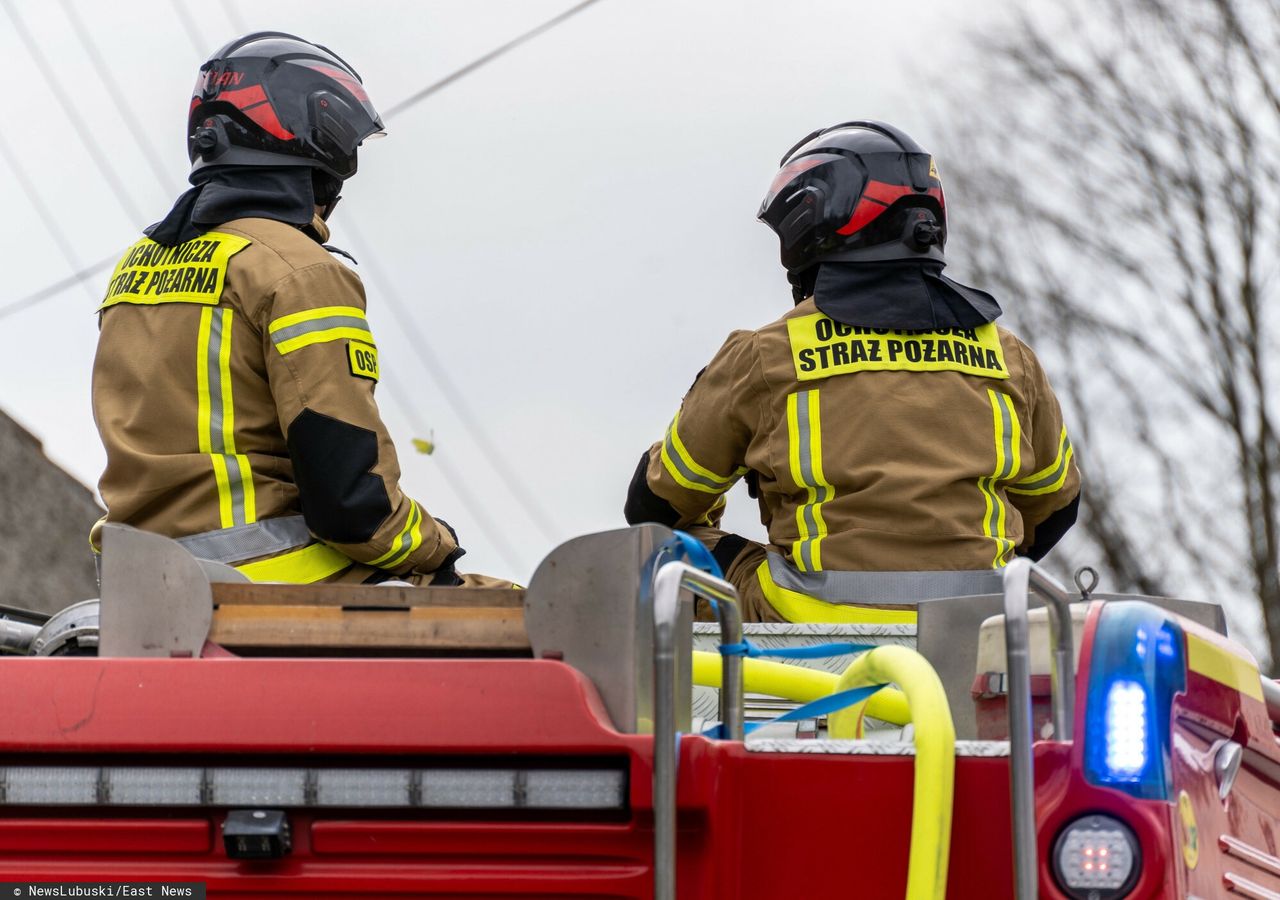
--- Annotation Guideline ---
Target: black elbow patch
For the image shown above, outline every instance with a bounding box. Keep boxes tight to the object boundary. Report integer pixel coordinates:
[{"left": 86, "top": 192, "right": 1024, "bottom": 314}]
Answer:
[
  {"left": 624, "top": 451, "right": 680, "bottom": 527},
  {"left": 1025, "top": 492, "right": 1080, "bottom": 561},
  {"left": 286, "top": 408, "right": 392, "bottom": 543}
]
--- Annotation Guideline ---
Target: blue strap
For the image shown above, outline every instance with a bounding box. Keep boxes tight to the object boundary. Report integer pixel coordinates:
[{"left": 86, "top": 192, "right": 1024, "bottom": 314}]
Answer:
[
  {"left": 639, "top": 530, "right": 724, "bottom": 610},
  {"left": 718, "top": 639, "right": 879, "bottom": 660},
  {"left": 701, "top": 682, "right": 888, "bottom": 739}
]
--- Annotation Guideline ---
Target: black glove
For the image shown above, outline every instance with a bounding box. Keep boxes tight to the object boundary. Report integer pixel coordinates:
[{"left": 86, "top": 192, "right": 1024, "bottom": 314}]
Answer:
[{"left": 428, "top": 518, "right": 466, "bottom": 586}]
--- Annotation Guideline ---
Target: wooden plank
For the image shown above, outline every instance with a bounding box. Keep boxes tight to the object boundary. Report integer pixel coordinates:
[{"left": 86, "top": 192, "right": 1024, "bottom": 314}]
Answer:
[
  {"left": 211, "top": 582, "right": 525, "bottom": 610},
  {"left": 210, "top": 605, "right": 530, "bottom": 650}
]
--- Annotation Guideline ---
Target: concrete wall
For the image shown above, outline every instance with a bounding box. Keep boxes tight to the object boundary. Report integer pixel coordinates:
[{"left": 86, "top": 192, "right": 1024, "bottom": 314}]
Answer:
[{"left": 0, "top": 410, "right": 102, "bottom": 613}]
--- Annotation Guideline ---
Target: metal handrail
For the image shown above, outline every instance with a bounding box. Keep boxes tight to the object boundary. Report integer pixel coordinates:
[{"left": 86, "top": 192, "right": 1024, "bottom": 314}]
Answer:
[
  {"left": 1002, "top": 557, "right": 1076, "bottom": 900},
  {"left": 1263, "top": 676, "right": 1280, "bottom": 727},
  {"left": 652, "top": 561, "right": 743, "bottom": 900}
]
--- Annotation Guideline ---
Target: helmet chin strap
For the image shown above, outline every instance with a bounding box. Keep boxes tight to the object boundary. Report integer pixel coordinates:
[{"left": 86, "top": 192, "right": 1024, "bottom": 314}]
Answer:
[{"left": 312, "top": 170, "right": 344, "bottom": 220}]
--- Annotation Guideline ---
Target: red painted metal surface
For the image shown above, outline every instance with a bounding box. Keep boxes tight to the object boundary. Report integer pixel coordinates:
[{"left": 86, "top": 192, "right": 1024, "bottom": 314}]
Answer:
[{"left": 0, "top": 613, "right": 1272, "bottom": 899}]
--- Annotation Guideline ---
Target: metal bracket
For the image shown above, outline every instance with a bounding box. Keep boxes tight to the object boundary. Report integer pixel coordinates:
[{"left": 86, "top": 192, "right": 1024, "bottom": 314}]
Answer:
[
  {"left": 99, "top": 524, "right": 218, "bottom": 658},
  {"left": 652, "top": 560, "right": 742, "bottom": 900},
  {"left": 1002, "top": 558, "right": 1076, "bottom": 900}
]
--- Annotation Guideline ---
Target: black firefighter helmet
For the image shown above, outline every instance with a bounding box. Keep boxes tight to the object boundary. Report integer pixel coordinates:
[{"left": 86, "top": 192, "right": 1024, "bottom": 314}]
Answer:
[
  {"left": 187, "top": 31, "right": 385, "bottom": 181},
  {"left": 758, "top": 121, "right": 946, "bottom": 273}
]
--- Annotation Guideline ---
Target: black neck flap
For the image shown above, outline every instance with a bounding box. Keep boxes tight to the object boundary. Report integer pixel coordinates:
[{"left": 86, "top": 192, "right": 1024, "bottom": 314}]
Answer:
[
  {"left": 145, "top": 167, "right": 318, "bottom": 247},
  {"left": 812, "top": 260, "right": 1002, "bottom": 329}
]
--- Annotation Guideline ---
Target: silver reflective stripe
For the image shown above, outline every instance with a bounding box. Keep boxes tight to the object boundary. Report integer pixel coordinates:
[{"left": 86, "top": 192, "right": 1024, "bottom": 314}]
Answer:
[
  {"left": 661, "top": 427, "right": 735, "bottom": 492},
  {"left": 270, "top": 315, "right": 369, "bottom": 347},
  {"left": 766, "top": 552, "right": 1005, "bottom": 604},
  {"left": 1013, "top": 435, "right": 1072, "bottom": 492},
  {"left": 792, "top": 389, "right": 832, "bottom": 572},
  {"left": 203, "top": 309, "right": 249, "bottom": 527},
  {"left": 177, "top": 516, "right": 313, "bottom": 565},
  {"left": 986, "top": 392, "right": 1016, "bottom": 543}
]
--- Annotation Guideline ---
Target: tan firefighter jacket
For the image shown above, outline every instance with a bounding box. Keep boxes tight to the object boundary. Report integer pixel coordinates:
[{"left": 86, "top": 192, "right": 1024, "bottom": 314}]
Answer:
[
  {"left": 636, "top": 297, "right": 1080, "bottom": 595},
  {"left": 91, "top": 214, "right": 458, "bottom": 583}
]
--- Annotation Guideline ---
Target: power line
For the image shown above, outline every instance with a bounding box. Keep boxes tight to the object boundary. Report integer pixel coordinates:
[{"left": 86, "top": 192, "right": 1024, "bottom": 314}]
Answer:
[
  {"left": 378, "top": 376, "right": 524, "bottom": 574},
  {"left": 0, "top": 0, "right": 147, "bottom": 226},
  {"left": 58, "top": 0, "right": 181, "bottom": 194},
  {"left": 340, "top": 221, "right": 561, "bottom": 546},
  {"left": 0, "top": 129, "right": 97, "bottom": 307},
  {"left": 169, "top": 0, "right": 207, "bottom": 56},
  {"left": 0, "top": 254, "right": 116, "bottom": 322},
  {"left": 7, "top": 0, "right": 609, "bottom": 320},
  {"left": 383, "top": 0, "right": 604, "bottom": 120}
]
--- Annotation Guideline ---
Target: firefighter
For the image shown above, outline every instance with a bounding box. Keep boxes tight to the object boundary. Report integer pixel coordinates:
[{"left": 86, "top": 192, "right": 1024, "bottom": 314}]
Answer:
[
  {"left": 93, "top": 32, "right": 500, "bottom": 586},
  {"left": 624, "top": 121, "right": 1081, "bottom": 622}
]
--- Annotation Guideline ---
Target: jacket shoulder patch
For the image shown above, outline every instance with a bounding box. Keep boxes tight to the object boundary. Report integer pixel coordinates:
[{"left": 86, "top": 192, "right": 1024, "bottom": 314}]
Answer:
[
  {"left": 786, "top": 314, "right": 1010, "bottom": 381},
  {"left": 101, "top": 231, "right": 252, "bottom": 310},
  {"left": 347, "top": 340, "right": 379, "bottom": 381}
]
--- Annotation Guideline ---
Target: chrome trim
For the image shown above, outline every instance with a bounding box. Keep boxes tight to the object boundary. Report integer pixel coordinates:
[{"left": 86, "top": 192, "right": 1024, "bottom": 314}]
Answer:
[
  {"left": 1262, "top": 677, "right": 1280, "bottom": 727},
  {"left": 1001, "top": 558, "right": 1076, "bottom": 900},
  {"left": 1224, "top": 872, "right": 1280, "bottom": 899},
  {"left": 652, "top": 561, "right": 742, "bottom": 900},
  {"left": 1221, "top": 834, "right": 1280, "bottom": 878}
]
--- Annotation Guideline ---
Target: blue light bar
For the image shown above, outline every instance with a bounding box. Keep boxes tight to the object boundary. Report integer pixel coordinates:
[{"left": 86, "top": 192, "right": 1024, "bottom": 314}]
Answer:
[{"left": 1083, "top": 602, "right": 1185, "bottom": 800}]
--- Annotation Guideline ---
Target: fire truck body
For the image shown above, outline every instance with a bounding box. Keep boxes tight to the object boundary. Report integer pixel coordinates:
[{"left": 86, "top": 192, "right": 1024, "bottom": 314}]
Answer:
[{"left": 0, "top": 524, "right": 1274, "bottom": 900}]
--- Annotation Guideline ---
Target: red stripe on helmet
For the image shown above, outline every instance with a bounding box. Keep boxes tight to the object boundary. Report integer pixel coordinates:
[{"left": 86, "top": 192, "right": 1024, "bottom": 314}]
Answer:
[
  {"left": 303, "top": 63, "right": 370, "bottom": 102},
  {"left": 836, "top": 181, "right": 936, "bottom": 236},
  {"left": 218, "top": 85, "right": 295, "bottom": 140},
  {"left": 837, "top": 196, "right": 889, "bottom": 236}
]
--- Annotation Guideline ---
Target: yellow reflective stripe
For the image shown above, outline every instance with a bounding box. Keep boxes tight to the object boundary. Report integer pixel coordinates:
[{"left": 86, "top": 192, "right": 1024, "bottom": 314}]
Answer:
[
  {"left": 197, "top": 307, "right": 256, "bottom": 528},
  {"left": 368, "top": 501, "right": 424, "bottom": 569},
  {"left": 658, "top": 411, "right": 744, "bottom": 494},
  {"left": 196, "top": 308, "right": 214, "bottom": 454},
  {"left": 210, "top": 453, "right": 234, "bottom": 529},
  {"left": 276, "top": 326, "right": 376, "bottom": 355},
  {"left": 218, "top": 308, "right": 236, "bottom": 452},
  {"left": 807, "top": 390, "right": 832, "bottom": 572},
  {"left": 1186, "top": 631, "right": 1264, "bottom": 701},
  {"left": 787, "top": 390, "right": 833, "bottom": 572},
  {"left": 235, "top": 542, "right": 353, "bottom": 584},
  {"left": 268, "top": 305, "right": 374, "bottom": 355},
  {"left": 235, "top": 455, "right": 256, "bottom": 524},
  {"left": 755, "top": 560, "right": 918, "bottom": 625},
  {"left": 1009, "top": 427, "right": 1074, "bottom": 496},
  {"left": 268, "top": 305, "right": 367, "bottom": 332},
  {"left": 979, "top": 390, "right": 1021, "bottom": 568}
]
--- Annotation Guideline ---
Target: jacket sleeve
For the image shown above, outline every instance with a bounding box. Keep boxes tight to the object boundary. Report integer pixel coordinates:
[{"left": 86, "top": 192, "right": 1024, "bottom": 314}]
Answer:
[
  {"left": 260, "top": 260, "right": 458, "bottom": 574},
  {"left": 624, "top": 330, "right": 759, "bottom": 530},
  {"left": 1010, "top": 341, "right": 1082, "bottom": 556}
]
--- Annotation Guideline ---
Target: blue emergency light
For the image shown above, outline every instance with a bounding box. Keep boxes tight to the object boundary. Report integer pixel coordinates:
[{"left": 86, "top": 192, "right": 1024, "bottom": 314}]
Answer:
[{"left": 1082, "top": 601, "right": 1186, "bottom": 800}]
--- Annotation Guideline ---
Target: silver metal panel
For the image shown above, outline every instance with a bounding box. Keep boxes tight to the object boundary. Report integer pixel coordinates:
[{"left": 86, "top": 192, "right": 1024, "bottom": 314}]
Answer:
[
  {"left": 524, "top": 525, "right": 691, "bottom": 735},
  {"left": 744, "top": 739, "right": 1011, "bottom": 757},
  {"left": 99, "top": 524, "right": 213, "bottom": 658}
]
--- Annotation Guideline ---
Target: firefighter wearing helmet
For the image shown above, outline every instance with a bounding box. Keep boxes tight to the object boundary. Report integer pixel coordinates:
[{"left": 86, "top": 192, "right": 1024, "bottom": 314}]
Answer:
[
  {"left": 625, "top": 121, "right": 1081, "bottom": 621},
  {"left": 92, "top": 33, "right": 501, "bottom": 587}
]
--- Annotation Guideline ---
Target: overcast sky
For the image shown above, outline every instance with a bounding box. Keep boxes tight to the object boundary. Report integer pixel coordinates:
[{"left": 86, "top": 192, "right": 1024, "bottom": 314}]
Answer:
[{"left": 0, "top": 0, "right": 1011, "bottom": 583}]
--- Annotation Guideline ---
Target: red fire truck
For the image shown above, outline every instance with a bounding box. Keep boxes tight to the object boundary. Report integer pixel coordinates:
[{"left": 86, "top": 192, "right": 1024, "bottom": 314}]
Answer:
[{"left": 0, "top": 524, "right": 1276, "bottom": 899}]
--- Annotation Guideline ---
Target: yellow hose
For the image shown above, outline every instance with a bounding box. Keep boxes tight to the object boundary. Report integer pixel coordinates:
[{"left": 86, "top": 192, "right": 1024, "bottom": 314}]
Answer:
[
  {"left": 691, "top": 651, "right": 911, "bottom": 727},
  {"left": 830, "top": 646, "right": 955, "bottom": 900}
]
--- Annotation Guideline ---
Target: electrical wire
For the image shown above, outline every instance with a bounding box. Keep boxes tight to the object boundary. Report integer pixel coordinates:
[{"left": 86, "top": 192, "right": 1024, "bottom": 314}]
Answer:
[
  {"left": 0, "top": 129, "right": 98, "bottom": 306},
  {"left": 0, "top": 254, "right": 116, "bottom": 321},
  {"left": 169, "top": 0, "right": 208, "bottom": 56},
  {"left": 340, "top": 221, "right": 561, "bottom": 546},
  {"left": 0, "top": 0, "right": 147, "bottom": 226},
  {"left": 382, "top": 0, "right": 605, "bottom": 119},
  {"left": 5, "top": 0, "right": 609, "bottom": 555},
  {"left": 58, "top": 0, "right": 182, "bottom": 194},
  {"left": 378, "top": 376, "right": 524, "bottom": 573}
]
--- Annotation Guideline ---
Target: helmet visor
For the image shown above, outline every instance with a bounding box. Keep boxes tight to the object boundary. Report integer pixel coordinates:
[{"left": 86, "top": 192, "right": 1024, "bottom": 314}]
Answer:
[{"left": 761, "top": 153, "right": 847, "bottom": 210}]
